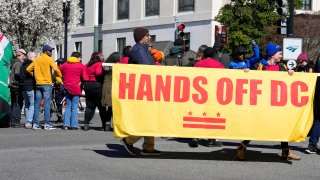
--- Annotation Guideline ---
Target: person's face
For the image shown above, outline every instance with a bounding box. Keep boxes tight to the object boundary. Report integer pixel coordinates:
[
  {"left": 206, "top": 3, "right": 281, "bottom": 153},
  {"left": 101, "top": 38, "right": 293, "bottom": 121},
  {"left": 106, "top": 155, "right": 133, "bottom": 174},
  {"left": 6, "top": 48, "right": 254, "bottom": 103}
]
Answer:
[
  {"left": 46, "top": 50, "right": 52, "bottom": 57},
  {"left": 29, "top": 53, "right": 36, "bottom": 61},
  {"left": 298, "top": 59, "right": 307, "bottom": 66},
  {"left": 141, "top": 33, "right": 151, "bottom": 44},
  {"left": 237, "top": 53, "right": 245, "bottom": 61},
  {"left": 272, "top": 51, "right": 282, "bottom": 62}
]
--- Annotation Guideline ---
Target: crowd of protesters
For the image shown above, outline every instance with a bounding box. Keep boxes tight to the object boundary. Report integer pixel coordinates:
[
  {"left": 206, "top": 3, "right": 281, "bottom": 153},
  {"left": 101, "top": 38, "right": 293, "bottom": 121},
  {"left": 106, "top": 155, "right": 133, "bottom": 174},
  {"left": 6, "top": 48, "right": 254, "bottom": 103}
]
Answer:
[{"left": 1, "top": 26, "right": 320, "bottom": 160}]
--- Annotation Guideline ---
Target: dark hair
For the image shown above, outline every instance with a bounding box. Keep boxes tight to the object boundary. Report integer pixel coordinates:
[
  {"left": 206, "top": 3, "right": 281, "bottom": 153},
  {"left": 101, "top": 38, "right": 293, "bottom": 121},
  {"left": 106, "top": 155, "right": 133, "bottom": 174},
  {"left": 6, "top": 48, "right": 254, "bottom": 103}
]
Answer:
[
  {"left": 105, "top": 52, "right": 121, "bottom": 63},
  {"left": 71, "top": 51, "right": 81, "bottom": 58},
  {"left": 203, "top": 47, "right": 218, "bottom": 58},
  {"left": 87, "top": 52, "right": 101, "bottom": 67},
  {"left": 174, "top": 38, "right": 185, "bottom": 46},
  {"left": 123, "top": 46, "right": 132, "bottom": 57}
]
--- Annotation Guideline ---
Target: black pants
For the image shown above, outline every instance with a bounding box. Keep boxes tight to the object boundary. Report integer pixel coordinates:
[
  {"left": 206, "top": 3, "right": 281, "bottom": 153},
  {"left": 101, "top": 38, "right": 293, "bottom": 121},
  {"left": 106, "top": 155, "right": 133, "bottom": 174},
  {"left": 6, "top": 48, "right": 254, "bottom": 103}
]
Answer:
[
  {"left": 242, "top": 140, "right": 289, "bottom": 149},
  {"left": 54, "top": 89, "right": 64, "bottom": 119},
  {"left": 10, "top": 88, "right": 23, "bottom": 125},
  {"left": 83, "top": 82, "right": 108, "bottom": 127}
]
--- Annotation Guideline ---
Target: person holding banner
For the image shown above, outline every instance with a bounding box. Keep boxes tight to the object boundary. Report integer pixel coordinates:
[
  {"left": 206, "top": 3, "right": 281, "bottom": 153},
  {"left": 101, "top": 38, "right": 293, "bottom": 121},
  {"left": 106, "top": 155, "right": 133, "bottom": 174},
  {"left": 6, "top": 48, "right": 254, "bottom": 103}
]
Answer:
[
  {"left": 120, "top": 27, "right": 162, "bottom": 156},
  {"left": 236, "top": 43, "right": 301, "bottom": 161},
  {"left": 305, "top": 53, "right": 320, "bottom": 154}
]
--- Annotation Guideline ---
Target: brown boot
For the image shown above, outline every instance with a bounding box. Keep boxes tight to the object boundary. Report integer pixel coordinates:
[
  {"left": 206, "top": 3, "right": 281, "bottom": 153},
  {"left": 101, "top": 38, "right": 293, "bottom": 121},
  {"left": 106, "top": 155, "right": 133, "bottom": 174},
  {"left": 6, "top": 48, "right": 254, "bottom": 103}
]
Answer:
[
  {"left": 236, "top": 145, "right": 246, "bottom": 161},
  {"left": 281, "top": 149, "right": 301, "bottom": 160}
]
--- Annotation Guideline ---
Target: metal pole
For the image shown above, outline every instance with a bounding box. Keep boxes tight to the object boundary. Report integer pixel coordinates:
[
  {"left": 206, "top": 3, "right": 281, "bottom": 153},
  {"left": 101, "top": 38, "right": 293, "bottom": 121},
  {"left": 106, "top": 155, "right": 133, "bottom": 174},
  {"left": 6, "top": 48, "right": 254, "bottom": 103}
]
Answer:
[
  {"left": 93, "top": 0, "right": 99, "bottom": 52},
  {"left": 287, "top": 0, "right": 294, "bottom": 37},
  {"left": 63, "top": 2, "right": 68, "bottom": 60}
]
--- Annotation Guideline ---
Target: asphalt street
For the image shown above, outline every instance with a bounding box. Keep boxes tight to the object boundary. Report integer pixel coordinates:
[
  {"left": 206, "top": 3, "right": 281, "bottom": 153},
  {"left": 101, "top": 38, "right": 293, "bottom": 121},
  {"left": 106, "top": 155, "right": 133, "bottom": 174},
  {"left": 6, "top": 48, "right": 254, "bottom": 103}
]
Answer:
[{"left": 0, "top": 112, "right": 320, "bottom": 180}]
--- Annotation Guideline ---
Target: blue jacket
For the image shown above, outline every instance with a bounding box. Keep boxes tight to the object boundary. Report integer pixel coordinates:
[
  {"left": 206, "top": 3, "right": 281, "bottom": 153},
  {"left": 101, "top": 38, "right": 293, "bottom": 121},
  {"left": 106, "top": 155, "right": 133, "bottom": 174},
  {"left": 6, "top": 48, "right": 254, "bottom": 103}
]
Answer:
[
  {"left": 128, "top": 43, "right": 155, "bottom": 65},
  {"left": 228, "top": 45, "right": 260, "bottom": 69}
]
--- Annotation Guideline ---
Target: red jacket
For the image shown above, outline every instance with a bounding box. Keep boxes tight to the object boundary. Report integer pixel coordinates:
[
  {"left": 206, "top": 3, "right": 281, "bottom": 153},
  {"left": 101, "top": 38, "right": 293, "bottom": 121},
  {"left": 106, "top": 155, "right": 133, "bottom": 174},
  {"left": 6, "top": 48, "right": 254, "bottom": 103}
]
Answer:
[
  {"left": 59, "top": 57, "right": 85, "bottom": 96},
  {"left": 119, "top": 57, "right": 129, "bottom": 64},
  {"left": 194, "top": 58, "right": 225, "bottom": 69},
  {"left": 82, "top": 62, "right": 103, "bottom": 82}
]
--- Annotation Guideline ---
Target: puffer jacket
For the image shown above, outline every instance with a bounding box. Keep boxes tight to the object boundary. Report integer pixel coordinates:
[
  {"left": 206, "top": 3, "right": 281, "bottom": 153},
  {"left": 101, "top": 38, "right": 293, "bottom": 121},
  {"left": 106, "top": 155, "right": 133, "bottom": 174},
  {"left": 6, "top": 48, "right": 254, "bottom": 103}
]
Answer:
[{"left": 228, "top": 45, "right": 260, "bottom": 69}]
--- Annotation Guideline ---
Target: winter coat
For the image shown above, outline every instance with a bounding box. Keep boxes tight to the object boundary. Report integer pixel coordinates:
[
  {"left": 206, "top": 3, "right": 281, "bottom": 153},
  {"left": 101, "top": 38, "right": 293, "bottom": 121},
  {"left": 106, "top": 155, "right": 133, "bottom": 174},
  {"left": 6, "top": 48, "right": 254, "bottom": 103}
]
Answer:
[
  {"left": 194, "top": 57, "right": 225, "bottom": 69},
  {"left": 9, "top": 58, "right": 23, "bottom": 88},
  {"left": 101, "top": 72, "right": 112, "bottom": 107},
  {"left": 26, "top": 53, "right": 62, "bottom": 85},
  {"left": 82, "top": 61, "right": 103, "bottom": 82},
  {"left": 119, "top": 57, "right": 129, "bottom": 64},
  {"left": 228, "top": 45, "right": 260, "bottom": 69},
  {"left": 19, "top": 59, "right": 35, "bottom": 91},
  {"left": 163, "top": 46, "right": 189, "bottom": 66},
  {"left": 128, "top": 43, "right": 155, "bottom": 65},
  {"left": 59, "top": 57, "right": 85, "bottom": 96}
]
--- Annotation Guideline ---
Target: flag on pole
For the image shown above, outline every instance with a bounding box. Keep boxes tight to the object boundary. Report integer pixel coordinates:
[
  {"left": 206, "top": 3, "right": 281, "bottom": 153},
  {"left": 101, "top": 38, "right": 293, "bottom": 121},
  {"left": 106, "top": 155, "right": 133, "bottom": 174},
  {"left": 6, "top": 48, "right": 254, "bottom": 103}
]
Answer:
[{"left": 0, "top": 32, "right": 14, "bottom": 124}]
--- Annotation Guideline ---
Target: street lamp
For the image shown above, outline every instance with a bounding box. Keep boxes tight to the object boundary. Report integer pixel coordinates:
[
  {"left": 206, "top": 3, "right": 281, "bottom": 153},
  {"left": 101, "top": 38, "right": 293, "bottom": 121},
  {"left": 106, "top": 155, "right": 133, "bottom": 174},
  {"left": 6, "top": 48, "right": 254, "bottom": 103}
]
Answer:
[{"left": 62, "top": 0, "right": 71, "bottom": 60}]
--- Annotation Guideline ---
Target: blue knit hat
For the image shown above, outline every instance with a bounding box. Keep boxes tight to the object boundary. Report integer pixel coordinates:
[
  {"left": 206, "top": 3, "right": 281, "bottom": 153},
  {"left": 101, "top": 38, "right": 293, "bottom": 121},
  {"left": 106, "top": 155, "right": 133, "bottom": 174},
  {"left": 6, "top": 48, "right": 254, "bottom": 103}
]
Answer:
[{"left": 266, "top": 43, "right": 282, "bottom": 58}]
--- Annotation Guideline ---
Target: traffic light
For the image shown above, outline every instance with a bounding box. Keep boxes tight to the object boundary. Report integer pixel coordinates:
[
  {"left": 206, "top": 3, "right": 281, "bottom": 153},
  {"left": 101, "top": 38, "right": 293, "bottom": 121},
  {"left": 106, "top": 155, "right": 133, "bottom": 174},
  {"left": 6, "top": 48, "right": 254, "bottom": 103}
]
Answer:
[
  {"left": 177, "top": 23, "right": 185, "bottom": 38},
  {"left": 276, "top": 0, "right": 289, "bottom": 35},
  {"left": 276, "top": 0, "right": 289, "bottom": 16}
]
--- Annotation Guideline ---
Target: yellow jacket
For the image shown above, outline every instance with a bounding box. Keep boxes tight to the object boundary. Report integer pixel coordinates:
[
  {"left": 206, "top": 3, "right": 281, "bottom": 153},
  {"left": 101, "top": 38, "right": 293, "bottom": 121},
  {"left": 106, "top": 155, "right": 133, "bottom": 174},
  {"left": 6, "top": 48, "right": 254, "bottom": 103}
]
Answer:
[{"left": 27, "top": 53, "right": 62, "bottom": 85}]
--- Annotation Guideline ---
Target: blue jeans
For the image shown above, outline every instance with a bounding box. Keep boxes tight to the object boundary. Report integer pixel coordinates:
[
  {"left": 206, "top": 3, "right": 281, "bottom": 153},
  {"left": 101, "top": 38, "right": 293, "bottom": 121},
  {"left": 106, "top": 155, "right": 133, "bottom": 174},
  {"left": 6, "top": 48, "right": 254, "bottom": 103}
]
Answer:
[
  {"left": 22, "top": 90, "right": 35, "bottom": 125},
  {"left": 308, "top": 120, "right": 320, "bottom": 149},
  {"left": 34, "top": 85, "right": 52, "bottom": 126},
  {"left": 63, "top": 92, "right": 80, "bottom": 128}
]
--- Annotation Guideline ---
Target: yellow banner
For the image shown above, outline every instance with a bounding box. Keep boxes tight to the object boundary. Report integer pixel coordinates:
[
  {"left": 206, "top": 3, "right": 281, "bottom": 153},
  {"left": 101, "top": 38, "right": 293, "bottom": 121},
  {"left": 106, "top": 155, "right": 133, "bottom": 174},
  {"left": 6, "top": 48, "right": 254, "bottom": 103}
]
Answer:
[{"left": 112, "top": 64, "right": 317, "bottom": 142}]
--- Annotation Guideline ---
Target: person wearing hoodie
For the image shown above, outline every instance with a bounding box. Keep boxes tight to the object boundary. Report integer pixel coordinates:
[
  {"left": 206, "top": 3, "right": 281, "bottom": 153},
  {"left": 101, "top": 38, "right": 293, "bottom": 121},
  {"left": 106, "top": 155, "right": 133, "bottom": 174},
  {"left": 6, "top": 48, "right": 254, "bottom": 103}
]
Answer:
[
  {"left": 235, "top": 43, "right": 300, "bottom": 161},
  {"left": 59, "top": 52, "right": 84, "bottom": 130},
  {"left": 20, "top": 51, "right": 37, "bottom": 129},
  {"left": 163, "top": 38, "right": 189, "bottom": 66},
  {"left": 295, "top": 52, "right": 314, "bottom": 73},
  {"left": 82, "top": 52, "right": 108, "bottom": 131},
  {"left": 228, "top": 40, "right": 260, "bottom": 70},
  {"left": 27, "top": 45, "right": 62, "bottom": 130}
]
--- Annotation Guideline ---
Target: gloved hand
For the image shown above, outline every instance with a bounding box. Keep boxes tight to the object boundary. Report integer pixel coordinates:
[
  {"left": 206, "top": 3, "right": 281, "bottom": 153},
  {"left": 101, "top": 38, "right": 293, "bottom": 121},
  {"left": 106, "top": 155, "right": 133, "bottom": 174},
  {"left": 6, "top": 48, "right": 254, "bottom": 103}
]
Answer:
[{"left": 249, "top": 40, "right": 256, "bottom": 46}]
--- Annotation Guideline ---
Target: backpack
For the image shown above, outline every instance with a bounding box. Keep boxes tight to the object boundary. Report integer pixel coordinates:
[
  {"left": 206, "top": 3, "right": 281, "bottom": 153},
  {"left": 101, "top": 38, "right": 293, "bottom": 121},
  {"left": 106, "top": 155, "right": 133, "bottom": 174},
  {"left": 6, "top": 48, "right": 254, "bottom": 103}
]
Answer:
[
  {"left": 164, "top": 53, "right": 184, "bottom": 66},
  {"left": 8, "top": 59, "right": 19, "bottom": 88}
]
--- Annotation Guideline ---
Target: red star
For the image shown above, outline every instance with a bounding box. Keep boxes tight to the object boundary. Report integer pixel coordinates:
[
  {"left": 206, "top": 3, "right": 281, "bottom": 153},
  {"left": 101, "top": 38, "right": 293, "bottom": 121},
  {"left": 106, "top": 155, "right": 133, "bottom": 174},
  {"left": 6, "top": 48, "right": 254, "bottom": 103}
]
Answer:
[
  {"left": 202, "top": 112, "right": 207, "bottom": 116},
  {"left": 188, "top": 111, "right": 192, "bottom": 115},
  {"left": 216, "top": 112, "right": 221, "bottom": 117}
]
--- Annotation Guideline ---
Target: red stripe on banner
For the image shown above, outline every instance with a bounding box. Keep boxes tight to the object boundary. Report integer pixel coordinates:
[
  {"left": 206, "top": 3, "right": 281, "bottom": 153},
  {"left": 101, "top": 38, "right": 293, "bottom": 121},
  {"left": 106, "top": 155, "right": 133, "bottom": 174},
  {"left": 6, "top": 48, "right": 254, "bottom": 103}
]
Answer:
[
  {"left": 183, "top": 117, "right": 226, "bottom": 123},
  {"left": 183, "top": 124, "right": 225, "bottom": 129}
]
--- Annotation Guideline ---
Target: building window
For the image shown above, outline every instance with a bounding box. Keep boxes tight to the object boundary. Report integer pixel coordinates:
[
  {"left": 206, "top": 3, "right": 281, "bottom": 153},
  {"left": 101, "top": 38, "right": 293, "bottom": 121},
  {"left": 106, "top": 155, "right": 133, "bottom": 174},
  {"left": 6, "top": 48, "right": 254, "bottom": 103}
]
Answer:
[
  {"left": 75, "top": 42, "right": 82, "bottom": 55},
  {"left": 56, "top": 44, "right": 63, "bottom": 59},
  {"left": 150, "top": 35, "right": 156, "bottom": 42},
  {"left": 98, "top": 0, "right": 103, "bottom": 24},
  {"left": 178, "top": 0, "right": 194, "bottom": 12},
  {"left": 118, "top": 0, "right": 129, "bottom": 20},
  {"left": 79, "top": 0, "right": 85, "bottom": 25},
  {"left": 145, "top": 0, "right": 159, "bottom": 17},
  {"left": 301, "top": 0, "right": 312, "bottom": 10},
  {"left": 117, "top": 38, "right": 126, "bottom": 55},
  {"left": 98, "top": 40, "right": 103, "bottom": 52}
]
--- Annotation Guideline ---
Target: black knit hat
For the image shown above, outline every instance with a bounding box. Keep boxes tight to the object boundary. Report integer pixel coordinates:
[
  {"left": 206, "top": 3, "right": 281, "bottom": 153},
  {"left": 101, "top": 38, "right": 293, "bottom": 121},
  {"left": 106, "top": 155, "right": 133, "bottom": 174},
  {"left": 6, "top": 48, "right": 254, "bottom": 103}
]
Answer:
[{"left": 134, "top": 27, "right": 149, "bottom": 43}]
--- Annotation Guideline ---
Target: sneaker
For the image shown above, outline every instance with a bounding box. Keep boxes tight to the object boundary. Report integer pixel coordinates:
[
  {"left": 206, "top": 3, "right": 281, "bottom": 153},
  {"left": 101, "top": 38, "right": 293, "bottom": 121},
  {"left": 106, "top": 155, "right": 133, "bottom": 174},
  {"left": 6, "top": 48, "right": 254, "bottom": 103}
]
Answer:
[
  {"left": 188, "top": 140, "right": 198, "bottom": 148},
  {"left": 120, "top": 138, "right": 136, "bottom": 155},
  {"left": 44, "top": 124, "right": 56, "bottom": 130},
  {"left": 305, "top": 147, "right": 317, "bottom": 154},
  {"left": 33, "top": 124, "right": 42, "bottom": 130},
  {"left": 141, "top": 149, "right": 163, "bottom": 156},
  {"left": 63, "top": 126, "right": 69, "bottom": 130},
  {"left": 25, "top": 123, "right": 33, "bottom": 129}
]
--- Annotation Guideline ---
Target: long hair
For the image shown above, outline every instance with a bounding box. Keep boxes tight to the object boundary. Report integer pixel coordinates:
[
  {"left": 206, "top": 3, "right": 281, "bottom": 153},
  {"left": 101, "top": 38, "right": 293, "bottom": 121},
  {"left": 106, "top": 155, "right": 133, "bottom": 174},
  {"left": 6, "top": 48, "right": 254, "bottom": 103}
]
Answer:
[
  {"left": 87, "top": 52, "right": 101, "bottom": 67},
  {"left": 195, "top": 45, "right": 208, "bottom": 61},
  {"left": 105, "top": 52, "right": 121, "bottom": 63}
]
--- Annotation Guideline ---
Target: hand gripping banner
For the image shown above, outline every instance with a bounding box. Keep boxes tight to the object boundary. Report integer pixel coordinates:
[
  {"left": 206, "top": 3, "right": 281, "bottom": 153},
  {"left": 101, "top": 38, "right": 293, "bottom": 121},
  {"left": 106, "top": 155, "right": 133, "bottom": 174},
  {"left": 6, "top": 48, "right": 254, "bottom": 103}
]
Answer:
[{"left": 112, "top": 64, "right": 317, "bottom": 142}]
